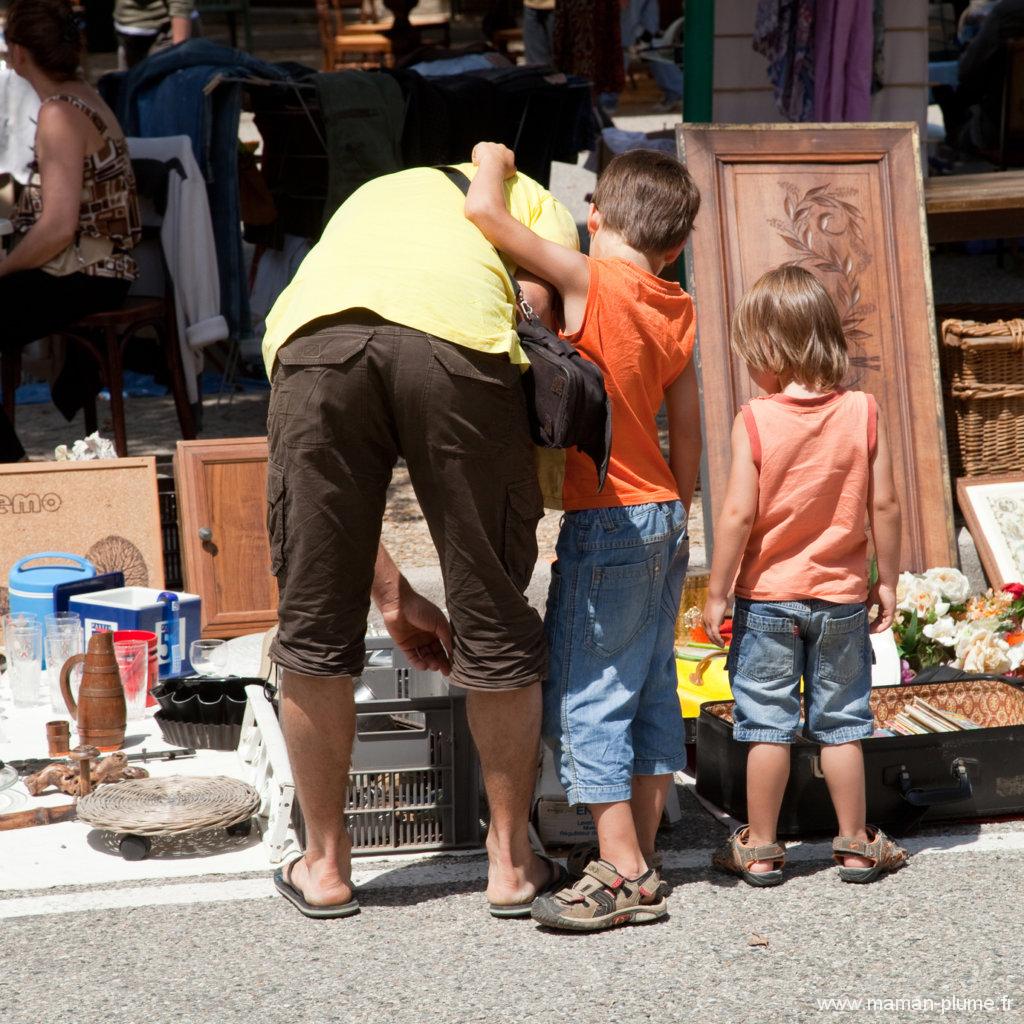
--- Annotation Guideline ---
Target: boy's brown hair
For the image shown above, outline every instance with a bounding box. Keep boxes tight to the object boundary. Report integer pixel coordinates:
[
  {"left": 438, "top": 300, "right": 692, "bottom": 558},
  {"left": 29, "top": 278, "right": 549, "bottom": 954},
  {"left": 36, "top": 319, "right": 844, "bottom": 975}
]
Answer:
[
  {"left": 591, "top": 150, "right": 701, "bottom": 254},
  {"left": 731, "top": 264, "right": 850, "bottom": 390}
]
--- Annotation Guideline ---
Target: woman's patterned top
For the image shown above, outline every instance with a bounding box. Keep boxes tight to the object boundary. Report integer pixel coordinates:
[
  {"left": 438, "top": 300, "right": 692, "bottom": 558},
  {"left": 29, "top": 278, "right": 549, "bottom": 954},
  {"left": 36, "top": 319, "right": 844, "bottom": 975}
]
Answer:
[{"left": 14, "top": 93, "right": 142, "bottom": 280}]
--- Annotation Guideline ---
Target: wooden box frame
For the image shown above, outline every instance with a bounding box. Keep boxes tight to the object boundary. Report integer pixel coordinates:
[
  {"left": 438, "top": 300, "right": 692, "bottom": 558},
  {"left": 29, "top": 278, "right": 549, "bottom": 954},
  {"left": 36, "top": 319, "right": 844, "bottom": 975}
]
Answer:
[
  {"left": 957, "top": 474, "right": 1024, "bottom": 589},
  {"left": 679, "top": 123, "right": 956, "bottom": 571},
  {"left": 0, "top": 458, "right": 163, "bottom": 615},
  {"left": 174, "top": 437, "right": 278, "bottom": 639}
]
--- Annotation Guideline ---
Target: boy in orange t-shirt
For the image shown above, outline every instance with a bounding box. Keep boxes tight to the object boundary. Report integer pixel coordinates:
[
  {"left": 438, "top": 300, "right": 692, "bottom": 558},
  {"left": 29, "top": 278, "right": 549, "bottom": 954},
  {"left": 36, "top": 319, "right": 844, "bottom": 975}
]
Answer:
[{"left": 466, "top": 144, "right": 702, "bottom": 931}]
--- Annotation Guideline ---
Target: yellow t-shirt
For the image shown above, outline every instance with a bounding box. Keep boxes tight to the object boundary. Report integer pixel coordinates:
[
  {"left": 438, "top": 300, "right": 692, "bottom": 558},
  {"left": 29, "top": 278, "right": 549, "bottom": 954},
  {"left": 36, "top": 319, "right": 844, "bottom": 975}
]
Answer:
[{"left": 261, "top": 163, "right": 579, "bottom": 376}]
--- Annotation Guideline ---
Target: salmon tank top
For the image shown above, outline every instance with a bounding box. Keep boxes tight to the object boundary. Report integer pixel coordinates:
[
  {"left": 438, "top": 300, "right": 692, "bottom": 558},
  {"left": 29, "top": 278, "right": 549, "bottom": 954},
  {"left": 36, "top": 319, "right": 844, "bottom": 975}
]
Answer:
[{"left": 734, "top": 390, "right": 877, "bottom": 604}]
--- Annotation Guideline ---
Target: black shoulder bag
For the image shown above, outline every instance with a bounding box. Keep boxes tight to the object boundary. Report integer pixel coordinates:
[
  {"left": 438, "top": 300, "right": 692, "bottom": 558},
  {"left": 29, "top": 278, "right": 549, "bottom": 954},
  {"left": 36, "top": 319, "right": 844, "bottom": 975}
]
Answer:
[{"left": 438, "top": 166, "right": 612, "bottom": 490}]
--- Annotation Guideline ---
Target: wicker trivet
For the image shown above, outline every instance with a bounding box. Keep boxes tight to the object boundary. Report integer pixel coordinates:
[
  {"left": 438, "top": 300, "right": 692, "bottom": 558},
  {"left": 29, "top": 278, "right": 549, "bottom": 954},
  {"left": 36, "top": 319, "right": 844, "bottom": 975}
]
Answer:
[{"left": 76, "top": 776, "right": 260, "bottom": 837}]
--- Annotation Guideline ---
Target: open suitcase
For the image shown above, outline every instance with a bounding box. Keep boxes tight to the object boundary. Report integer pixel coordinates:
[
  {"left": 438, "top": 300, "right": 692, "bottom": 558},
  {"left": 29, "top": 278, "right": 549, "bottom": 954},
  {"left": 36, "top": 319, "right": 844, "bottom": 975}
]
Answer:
[{"left": 696, "top": 673, "right": 1024, "bottom": 836}]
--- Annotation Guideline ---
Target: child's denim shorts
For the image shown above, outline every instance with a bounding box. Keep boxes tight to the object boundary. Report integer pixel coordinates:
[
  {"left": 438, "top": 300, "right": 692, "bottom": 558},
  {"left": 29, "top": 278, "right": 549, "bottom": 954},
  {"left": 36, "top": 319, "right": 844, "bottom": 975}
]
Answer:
[
  {"left": 727, "top": 597, "right": 873, "bottom": 745},
  {"left": 543, "top": 501, "right": 689, "bottom": 805}
]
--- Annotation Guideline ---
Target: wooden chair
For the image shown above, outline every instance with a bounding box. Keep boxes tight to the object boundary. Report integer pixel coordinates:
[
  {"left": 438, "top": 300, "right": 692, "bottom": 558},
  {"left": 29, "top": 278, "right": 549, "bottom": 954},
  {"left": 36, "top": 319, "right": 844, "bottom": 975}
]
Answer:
[
  {"left": 316, "top": 0, "right": 393, "bottom": 70},
  {"left": 61, "top": 294, "right": 197, "bottom": 457},
  {"left": 1, "top": 290, "right": 197, "bottom": 458}
]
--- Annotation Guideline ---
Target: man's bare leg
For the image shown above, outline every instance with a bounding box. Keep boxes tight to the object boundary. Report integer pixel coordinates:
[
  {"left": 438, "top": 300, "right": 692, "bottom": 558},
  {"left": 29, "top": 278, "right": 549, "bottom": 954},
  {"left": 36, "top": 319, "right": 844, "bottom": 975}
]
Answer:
[
  {"left": 466, "top": 683, "right": 552, "bottom": 905},
  {"left": 280, "top": 669, "right": 356, "bottom": 905}
]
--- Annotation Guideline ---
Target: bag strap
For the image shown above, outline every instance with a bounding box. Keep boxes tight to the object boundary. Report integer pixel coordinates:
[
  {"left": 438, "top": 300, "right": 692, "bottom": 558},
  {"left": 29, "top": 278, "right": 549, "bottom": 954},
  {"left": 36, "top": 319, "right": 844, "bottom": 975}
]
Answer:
[{"left": 435, "top": 165, "right": 538, "bottom": 324}]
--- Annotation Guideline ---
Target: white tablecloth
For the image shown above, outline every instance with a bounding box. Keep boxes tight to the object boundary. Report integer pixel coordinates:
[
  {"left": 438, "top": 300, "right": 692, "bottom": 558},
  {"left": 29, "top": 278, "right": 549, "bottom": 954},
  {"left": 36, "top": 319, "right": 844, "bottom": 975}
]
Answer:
[{"left": 0, "top": 631, "right": 277, "bottom": 892}]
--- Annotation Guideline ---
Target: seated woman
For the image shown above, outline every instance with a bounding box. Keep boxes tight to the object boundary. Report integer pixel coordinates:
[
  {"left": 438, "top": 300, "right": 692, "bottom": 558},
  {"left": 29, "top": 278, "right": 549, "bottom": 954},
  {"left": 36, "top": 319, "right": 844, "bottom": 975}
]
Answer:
[{"left": 0, "top": 0, "right": 141, "bottom": 462}]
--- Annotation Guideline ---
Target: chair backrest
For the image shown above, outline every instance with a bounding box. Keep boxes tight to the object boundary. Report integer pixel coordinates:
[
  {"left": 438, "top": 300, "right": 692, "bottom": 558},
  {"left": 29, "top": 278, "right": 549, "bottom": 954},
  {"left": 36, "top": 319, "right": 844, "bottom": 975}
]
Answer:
[{"left": 315, "top": 0, "right": 339, "bottom": 69}]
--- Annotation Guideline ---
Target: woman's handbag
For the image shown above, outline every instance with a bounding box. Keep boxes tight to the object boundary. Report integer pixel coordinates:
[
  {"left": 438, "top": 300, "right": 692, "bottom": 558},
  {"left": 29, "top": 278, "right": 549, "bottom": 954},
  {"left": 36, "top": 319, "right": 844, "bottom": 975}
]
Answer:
[
  {"left": 438, "top": 167, "right": 612, "bottom": 490},
  {"left": 38, "top": 231, "right": 114, "bottom": 278}
]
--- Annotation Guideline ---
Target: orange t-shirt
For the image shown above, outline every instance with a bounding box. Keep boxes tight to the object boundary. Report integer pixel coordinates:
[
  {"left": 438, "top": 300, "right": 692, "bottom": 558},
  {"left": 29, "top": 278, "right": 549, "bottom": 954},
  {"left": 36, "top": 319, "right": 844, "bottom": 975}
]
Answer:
[
  {"left": 734, "top": 390, "right": 877, "bottom": 604},
  {"left": 561, "top": 257, "right": 695, "bottom": 511}
]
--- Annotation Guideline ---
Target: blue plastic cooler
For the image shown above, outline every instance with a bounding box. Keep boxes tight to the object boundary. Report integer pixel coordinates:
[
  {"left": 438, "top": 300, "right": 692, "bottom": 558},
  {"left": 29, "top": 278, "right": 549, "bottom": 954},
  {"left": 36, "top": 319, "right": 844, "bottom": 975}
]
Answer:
[{"left": 8, "top": 552, "right": 95, "bottom": 622}]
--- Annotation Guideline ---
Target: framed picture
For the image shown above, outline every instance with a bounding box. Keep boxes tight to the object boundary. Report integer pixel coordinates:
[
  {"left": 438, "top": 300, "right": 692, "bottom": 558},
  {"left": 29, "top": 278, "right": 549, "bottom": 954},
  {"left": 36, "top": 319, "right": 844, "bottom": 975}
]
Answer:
[
  {"left": 0, "top": 458, "right": 164, "bottom": 615},
  {"left": 957, "top": 475, "right": 1024, "bottom": 589},
  {"left": 679, "top": 123, "right": 956, "bottom": 570}
]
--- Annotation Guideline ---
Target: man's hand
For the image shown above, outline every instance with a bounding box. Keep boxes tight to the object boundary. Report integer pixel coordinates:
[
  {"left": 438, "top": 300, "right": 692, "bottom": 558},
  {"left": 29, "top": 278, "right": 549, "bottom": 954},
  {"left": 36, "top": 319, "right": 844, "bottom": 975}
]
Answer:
[
  {"left": 868, "top": 581, "right": 896, "bottom": 634},
  {"left": 702, "top": 594, "right": 729, "bottom": 648},
  {"left": 379, "top": 587, "right": 453, "bottom": 675},
  {"left": 471, "top": 141, "right": 517, "bottom": 179}
]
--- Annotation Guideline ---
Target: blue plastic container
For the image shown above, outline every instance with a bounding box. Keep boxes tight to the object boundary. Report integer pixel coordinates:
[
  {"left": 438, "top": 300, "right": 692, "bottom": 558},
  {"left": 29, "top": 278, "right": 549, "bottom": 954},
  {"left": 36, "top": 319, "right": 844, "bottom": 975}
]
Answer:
[
  {"left": 8, "top": 552, "right": 96, "bottom": 622},
  {"left": 68, "top": 587, "right": 202, "bottom": 678}
]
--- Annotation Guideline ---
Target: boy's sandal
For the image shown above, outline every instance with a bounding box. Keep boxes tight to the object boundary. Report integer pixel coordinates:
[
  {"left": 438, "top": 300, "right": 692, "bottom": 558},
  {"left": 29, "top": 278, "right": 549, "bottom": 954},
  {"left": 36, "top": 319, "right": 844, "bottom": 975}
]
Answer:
[
  {"left": 566, "top": 843, "right": 663, "bottom": 879},
  {"left": 711, "top": 825, "right": 785, "bottom": 887},
  {"left": 487, "top": 854, "right": 569, "bottom": 919},
  {"left": 832, "top": 825, "right": 908, "bottom": 884},
  {"left": 530, "top": 858, "right": 669, "bottom": 932}
]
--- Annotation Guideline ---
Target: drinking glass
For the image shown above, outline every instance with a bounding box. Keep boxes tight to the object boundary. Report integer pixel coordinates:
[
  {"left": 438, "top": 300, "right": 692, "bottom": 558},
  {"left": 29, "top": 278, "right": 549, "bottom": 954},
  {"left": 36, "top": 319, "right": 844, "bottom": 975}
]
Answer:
[
  {"left": 114, "top": 639, "right": 149, "bottom": 721},
  {"left": 45, "top": 629, "right": 84, "bottom": 716},
  {"left": 4, "top": 611, "right": 39, "bottom": 646},
  {"left": 7, "top": 621, "right": 43, "bottom": 708},
  {"left": 44, "top": 611, "right": 82, "bottom": 674},
  {"left": 190, "top": 638, "right": 229, "bottom": 678}
]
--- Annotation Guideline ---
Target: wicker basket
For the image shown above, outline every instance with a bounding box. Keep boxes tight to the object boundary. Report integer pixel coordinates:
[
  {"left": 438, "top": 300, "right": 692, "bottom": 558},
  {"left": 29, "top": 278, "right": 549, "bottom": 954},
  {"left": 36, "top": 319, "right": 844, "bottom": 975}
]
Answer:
[{"left": 940, "top": 318, "right": 1024, "bottom": 477}]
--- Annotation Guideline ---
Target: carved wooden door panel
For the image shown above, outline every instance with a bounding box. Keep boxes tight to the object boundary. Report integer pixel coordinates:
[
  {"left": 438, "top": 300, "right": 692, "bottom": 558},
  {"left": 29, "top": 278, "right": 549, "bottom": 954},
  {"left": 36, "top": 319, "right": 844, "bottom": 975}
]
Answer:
[
  {"left": 679, "top": 123, "right": 956, "bottom": 571},
  {"left": 174, "top": 437, "right": 278, "bottom": 638}
]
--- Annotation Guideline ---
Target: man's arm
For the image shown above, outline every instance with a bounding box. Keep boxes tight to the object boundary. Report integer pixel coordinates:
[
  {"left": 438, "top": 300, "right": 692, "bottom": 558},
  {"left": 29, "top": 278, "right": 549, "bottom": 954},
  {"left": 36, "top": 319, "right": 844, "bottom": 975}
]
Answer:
[
  {"left": 665, "top": 360, "right": 701, "bottom": 515},
  {"left": 371, "top": 544, "right": 453, "bottom": 675},
  {"left": 169, "top": 0, "right": 194, "bottom": 44},
  {"left": 702, "top": 414, "right": 759, "bottom": 647},
  {"left": 867, "top": 412, "right": 901, "bottom": 634},
  {"left": 464, "top": 142, "right": 589, "bottom": 334}
]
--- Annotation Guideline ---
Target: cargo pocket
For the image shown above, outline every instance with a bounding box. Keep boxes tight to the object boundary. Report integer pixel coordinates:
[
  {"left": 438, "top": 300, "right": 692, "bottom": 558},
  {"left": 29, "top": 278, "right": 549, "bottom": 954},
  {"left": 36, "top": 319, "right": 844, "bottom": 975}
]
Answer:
[
  {"left": 584, "top": 554, "right": 659, "bottom": 659},
  {"left": 817, "top": 607, "right": 868, "bottom": 685},
  {"left": 503, "top": 479, "right": 543, "bottom": 592},
  {"left": 427, "top": 342, "right": 520, "bottom": 457},
  {"left": 734, "top": 611, "right": 796, "bottom": 684},
  {"left": 266, "top": 460, "right": 286, "bottom": 576}
]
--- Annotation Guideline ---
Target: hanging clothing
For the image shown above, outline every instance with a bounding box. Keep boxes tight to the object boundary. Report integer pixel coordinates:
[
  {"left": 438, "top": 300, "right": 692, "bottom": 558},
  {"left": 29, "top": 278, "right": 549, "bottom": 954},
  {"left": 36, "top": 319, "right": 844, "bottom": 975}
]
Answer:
[
  {"left": 753, "top": 0, "right": 816, "bottom": 123},
  {"left": 14, "top": 94, "right": 141, "bottom": 281},
  {"left": 553, "top": 0, "right": 625, "bottom": 97},
  {"left": 127, "top": 135, "right": 229, "bottom": 404},
  {"left": 109, "top": 39, "right": 294, "bottom": 339},
  {"left": 314, "top": 71, "right": 405, "bottom": 222},
  {"left": 813, "top": 0, "right": 874, "bottom": 121}
]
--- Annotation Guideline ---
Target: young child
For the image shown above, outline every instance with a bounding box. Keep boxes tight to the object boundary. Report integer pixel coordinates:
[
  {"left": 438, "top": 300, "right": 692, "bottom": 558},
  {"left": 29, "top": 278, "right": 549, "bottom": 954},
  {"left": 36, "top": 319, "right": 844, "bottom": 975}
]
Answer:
[
  {"left": 702, "top": 264, "right": 909, "bottom": 886},
  {"left": 465, "top": 144, "right": 703, "bottom": 931}
]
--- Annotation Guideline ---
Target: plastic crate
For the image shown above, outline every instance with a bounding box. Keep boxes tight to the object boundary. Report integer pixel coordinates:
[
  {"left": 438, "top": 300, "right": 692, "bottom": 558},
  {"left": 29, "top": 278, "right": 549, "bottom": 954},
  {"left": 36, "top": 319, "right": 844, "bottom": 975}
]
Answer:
[
  {"left": 155, "top": 456, "right": 183, "bottom": 591},
  {"left": 295, "top": 639, "right": 482, "bottom": 854}
]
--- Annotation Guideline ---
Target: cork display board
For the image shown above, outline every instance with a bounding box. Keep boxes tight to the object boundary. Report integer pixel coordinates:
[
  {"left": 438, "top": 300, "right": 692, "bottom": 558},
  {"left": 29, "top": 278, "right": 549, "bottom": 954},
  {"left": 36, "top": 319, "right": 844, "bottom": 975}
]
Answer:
[{"left": 0, "top": 459, "right": 164, "bottom": 615}]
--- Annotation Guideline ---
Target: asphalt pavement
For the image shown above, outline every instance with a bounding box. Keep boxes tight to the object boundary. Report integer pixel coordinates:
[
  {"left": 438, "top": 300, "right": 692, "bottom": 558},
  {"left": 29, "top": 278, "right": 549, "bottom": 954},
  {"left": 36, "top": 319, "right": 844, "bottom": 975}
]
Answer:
[{"left": 3, "top": 785, "right": 1022, "bottom": 1024}]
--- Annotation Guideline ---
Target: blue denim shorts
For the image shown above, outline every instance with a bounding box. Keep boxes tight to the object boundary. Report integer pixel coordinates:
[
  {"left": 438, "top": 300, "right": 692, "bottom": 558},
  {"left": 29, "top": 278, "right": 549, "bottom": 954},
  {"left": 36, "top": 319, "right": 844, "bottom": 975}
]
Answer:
[
  {"left": 727, "top": 598, "right": 873, "bottom": 745},
  {"left": 543, "top": 501, "right": 689, "bottom": 805}
]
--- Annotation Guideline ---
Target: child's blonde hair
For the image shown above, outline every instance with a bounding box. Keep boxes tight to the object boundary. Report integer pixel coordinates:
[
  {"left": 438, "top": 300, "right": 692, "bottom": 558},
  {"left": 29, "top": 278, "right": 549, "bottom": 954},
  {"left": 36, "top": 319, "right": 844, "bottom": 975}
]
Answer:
[{"left": 731, "top": 265, "right": 849, "bottom": 390}]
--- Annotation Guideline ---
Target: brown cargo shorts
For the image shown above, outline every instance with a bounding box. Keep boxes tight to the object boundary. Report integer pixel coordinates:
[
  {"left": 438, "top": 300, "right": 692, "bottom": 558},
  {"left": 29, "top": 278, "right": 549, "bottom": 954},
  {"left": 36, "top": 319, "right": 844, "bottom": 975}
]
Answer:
[{"left": 266, "top": 315, "right": 547, "bottom": 691}]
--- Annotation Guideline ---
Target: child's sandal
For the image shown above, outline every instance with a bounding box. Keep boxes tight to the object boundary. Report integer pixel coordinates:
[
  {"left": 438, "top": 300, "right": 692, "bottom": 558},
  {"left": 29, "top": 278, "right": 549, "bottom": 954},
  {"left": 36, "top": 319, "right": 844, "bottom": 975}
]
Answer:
[
  {"left": 832, "top": 825, "right": 908, "bottom": 883},
  {"left": 711, "top": 825, "right": 785, "bottom": 887}
]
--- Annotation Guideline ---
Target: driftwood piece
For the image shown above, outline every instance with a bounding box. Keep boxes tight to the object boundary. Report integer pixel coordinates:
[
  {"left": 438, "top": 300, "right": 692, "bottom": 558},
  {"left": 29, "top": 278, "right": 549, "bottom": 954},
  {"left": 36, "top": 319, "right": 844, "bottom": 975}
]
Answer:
[{"left": 24, "top": 753, "right": 150, "bottom": 796}]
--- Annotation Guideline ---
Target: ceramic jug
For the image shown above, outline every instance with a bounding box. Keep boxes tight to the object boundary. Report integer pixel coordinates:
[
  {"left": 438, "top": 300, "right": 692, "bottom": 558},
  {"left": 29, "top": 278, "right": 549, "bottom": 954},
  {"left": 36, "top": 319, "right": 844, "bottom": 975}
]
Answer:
[{"left": 60, "top": 631, "right": 126, "bottom": 752}]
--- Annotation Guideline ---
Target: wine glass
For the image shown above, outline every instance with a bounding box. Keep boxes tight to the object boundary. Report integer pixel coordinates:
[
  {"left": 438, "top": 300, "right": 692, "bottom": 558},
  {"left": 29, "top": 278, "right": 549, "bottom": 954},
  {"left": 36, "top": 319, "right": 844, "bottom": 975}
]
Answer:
[{"left": 189, "top": 638, "right": 229, "bottom": 678}]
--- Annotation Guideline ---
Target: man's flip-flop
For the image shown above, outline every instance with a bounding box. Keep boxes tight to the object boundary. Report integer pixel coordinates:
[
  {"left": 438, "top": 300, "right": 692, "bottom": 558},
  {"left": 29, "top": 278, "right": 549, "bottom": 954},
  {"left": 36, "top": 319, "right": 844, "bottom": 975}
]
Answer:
[
  {"left": 273, "top": 859, "right": 360, "bottom": 919},
  {"left": 488, "top": 855, "right": 569, "bottom": 919}
]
